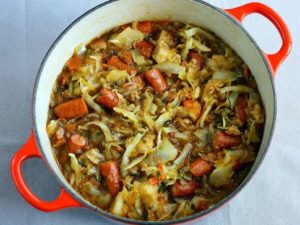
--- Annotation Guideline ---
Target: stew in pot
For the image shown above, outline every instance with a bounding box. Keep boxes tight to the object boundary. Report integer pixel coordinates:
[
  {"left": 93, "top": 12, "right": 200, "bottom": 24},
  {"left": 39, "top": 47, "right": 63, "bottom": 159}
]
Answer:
[{"left": 47, "top": 21, "right": 265, "bottom": 221}]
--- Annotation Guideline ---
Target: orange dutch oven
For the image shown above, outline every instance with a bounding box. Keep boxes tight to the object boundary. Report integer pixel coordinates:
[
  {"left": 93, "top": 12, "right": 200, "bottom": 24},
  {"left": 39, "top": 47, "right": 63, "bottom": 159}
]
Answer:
[{"left": 11, "top": 0, "right": 292, "bottom": 224}]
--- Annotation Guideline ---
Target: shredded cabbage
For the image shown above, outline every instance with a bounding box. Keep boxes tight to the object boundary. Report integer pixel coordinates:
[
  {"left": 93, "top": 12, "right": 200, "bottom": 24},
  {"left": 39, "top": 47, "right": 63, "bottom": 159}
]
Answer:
[
  {"left": 69, "top": 153, "right": 81, "bottom": 186},
  {"left": 109, "top": 27, "right": 144, "bottom": 47},
  {"left": 131, "top": 49, "right": 152, "bottom": 66},
  {"left": 85, "top": 121, "right": 113, "bottom": 142},
  {"left": 113, "top": 107, "right": 140, "bottom": 123},
  {"left": 79, "top": 148, "right": 104, "bottom": 165},
  {"left": 82, "top": 91, "right": 102, "bottom": 113},
  {"left": 194, "top": 127, "right": 209, "bottom": 147},
  {"left": 184, "top": 27, "right": 215, "bottom": 40},
  {"left": 181, "top": 38, "right": 193, "bottom": 60},
  {"left": 172, "top": 143, "right": 192, "bottom": 169},
  {"left": 228, "top": 91, "right": 239, "bottom": 110},
  {"left": 46, "top": 120, "right": 58, "bottom": 137},
  {"left": 110, "top": 188, "right": 127, "bottom": 216},
  {"left": 152, "top": 42, "right": 170, "bottom": 64},
  {"left": 187, "top": 67, "right": 200, "bottom": 89},
  {"left": 146, "top": 137, "right": 178, "bottom": 165},
  {"left": 121, "top": 132, "right": 145, "bottom": 176},
  {"left": 153, "top": 62, "right": 186, "bottom": 75},
  {"left": 209, "top": 166, "right": 234, "bottom": 188},
  {"left": 106, "top": 70, "right": 129, "bottom": 84},
  {"left": 193, "top": 39, "right": 211, "bottom": 52},
  {"left": 212, "top": 70, "right": 237, "bottom": 82},
  {"left": 155, "top": 112, "right": 171, "bottom": 130},
  {"left": 220, "top": 85, "right": 256, "bottom": 94}
]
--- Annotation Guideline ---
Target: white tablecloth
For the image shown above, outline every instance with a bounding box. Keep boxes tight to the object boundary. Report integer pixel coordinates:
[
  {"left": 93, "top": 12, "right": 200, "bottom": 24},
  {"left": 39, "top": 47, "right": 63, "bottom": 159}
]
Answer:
[{"left": 0, "top": 0, "right": 299, "bottom": 224}]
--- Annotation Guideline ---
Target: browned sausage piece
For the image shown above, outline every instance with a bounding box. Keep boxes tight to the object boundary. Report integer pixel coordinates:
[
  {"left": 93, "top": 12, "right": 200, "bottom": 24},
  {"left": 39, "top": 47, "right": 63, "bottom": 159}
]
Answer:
[
  {"left": 189, "top": 158, "right": 212, "bottom": 177},
  {"left": 170, "top": 181, "right": 197, "bottom": 197},
  {"left": 213, "top": 131, "right": 242, "bottom": 150},
  {"left": 235, "top": 95, "right": 248, "bottom": 124},
  {"left": 96, "top": 88, "right": 119, "bottom": 109},
  {"left": 54, "top": 98, "right": 88, "bottom": 119},
  {"left": 99, "top": 161, "right": 121, "bottom": 196},
  {"left": 144, "top": 69, "right": 168, "bottom": 93},
  {"left": 68, "top": 134, "right": 87, "bottom": 153}
]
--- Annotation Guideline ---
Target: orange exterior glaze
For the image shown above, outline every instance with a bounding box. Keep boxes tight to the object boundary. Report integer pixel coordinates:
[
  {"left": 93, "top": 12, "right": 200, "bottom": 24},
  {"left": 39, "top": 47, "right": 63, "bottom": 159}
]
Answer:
[
  {"left": 10, "top": 131, "right": 82, "bottom": 212},
  {"left": 225, "top": 2, "right": 292, "bottom": 75}
]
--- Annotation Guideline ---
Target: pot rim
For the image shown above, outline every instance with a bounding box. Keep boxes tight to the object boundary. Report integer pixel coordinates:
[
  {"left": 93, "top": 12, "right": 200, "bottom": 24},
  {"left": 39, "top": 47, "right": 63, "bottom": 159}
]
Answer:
[{"left": 32, "top": 0, "right": 276, "bottom": 224}]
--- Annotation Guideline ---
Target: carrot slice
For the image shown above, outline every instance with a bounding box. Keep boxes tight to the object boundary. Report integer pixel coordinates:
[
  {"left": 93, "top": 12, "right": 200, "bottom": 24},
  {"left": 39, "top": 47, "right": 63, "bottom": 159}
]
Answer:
[
  {"left": 136, "top": 40, "right": 154, "bottom": 58},
  {"left": 107, "top": 55, "right": 135, "bottom": 74},
  {"left": 183, "top": 99, "right": 202, "bottom": 121},
  {"left": 67, "top": 54, "right": 81, "bottom": 71},
  {"left": 137, "top": 21, "right": 153, "bottom": 35},
  {"left": 122, "top": 50, "right": 134, "bottom": 65},
  {"left": 54, "top": 98, "right": 88, "bottom": 119}
]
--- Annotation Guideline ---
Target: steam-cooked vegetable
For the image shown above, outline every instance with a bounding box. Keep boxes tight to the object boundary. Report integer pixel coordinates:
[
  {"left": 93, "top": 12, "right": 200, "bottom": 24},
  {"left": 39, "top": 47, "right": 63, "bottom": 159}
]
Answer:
[
  {"left": 153, "top": 62, "right": 186, "bottom": 75},
  {"left": 121, "top": 132, "right": 145, "bottom": 175},
  {"left": 109, "top": 27, "right": 144, "bottom": 47},
  {"left": 146, "top": 137, "right": 178, "bottom": 165},
  {"left": 106, "top": 70, "right": 129, "bottom": 83},
  {"left": 172, "top": 143, "right": 192, "bottom": 169},
  {"left": 69, "top": 153, "right": 81, "bottom": 185},
  {"left": 113, "top": 107, "right": 140, "bottom": 123},
  {"left": 85, "top": 121, "right": 113, "bottom": 142},
  {"left": 48, "top": 20, "right": 265, "bottom": 221}
]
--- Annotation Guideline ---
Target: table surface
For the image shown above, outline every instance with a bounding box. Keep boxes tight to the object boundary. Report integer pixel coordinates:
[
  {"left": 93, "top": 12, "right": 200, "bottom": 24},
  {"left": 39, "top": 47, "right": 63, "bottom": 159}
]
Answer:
[{"left": 1, "top": 0, "right": 299, "bottom": 225}]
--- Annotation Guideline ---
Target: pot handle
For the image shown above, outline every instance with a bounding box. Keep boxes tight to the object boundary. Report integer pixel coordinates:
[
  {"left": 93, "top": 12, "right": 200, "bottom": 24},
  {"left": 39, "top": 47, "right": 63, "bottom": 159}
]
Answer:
[
  {"left": 225, "top": 3, "right": 292, "bottom": 75},
  {"left": 11, "top": 131, "right": 82, "bottom": 212}
]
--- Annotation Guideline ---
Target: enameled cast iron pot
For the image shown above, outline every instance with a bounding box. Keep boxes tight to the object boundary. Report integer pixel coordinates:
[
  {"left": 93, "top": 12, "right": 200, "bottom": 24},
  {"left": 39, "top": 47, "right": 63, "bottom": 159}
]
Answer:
[{"left": 11, "top": 0, "right": 292, "bottom": 224}]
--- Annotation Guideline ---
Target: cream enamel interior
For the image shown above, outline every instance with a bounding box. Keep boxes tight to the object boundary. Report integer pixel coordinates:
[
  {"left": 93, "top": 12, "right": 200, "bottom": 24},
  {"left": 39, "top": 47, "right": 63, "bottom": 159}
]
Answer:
[{"left": 34, "top": 0, "right": 275, "bottom": 218}]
